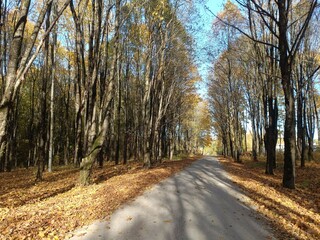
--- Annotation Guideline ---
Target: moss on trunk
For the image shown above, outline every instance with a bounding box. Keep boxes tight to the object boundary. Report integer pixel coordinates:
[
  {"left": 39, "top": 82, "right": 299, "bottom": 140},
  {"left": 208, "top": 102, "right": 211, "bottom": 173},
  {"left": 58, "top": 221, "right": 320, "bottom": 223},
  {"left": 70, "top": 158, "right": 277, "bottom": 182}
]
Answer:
[
  {"left": 79, "top": 155, "right": 94, "bottom": 186},
  {"left": 79, "top": 135, "right": 104, "bottom": 186}
]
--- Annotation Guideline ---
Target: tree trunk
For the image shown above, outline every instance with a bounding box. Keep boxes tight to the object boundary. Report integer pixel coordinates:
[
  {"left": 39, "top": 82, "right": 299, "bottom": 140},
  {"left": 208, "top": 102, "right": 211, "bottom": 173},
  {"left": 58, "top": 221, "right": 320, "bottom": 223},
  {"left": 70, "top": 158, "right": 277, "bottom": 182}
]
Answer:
[
  {"left": 282, "top": 86, "right": 296, "bottom": 189},
  {"left": 278, "top": 0, "right": 295, "bottom": 189},
  {"left": 115, "top": 64, "right": 121, "bottom": 165},
  {"left": 80, "top": 136, "right": 103, "bottom": 185},
  {"left": 123, "top": 60, "right": 130, "bottom": 165},
  {"left": 265, "top": 96, "right": 278, "bottom": 174},
  {"left": 79, "top": 108, "right": 109, "bottom": 185},
  {"left": 252, "top": 117, "right": 258, "bottom": 161},
  {"left": 0, "top": 0, "right": 31, "bottom": 164},
  {"left": 297, "top": 64, "right": 306, "bottom": 168},
  {"left": 37, "top": 4, "right": 53, "bottom": 180},
  {"left": 48, "top": 3, "right": 57, "bottom": 172}
]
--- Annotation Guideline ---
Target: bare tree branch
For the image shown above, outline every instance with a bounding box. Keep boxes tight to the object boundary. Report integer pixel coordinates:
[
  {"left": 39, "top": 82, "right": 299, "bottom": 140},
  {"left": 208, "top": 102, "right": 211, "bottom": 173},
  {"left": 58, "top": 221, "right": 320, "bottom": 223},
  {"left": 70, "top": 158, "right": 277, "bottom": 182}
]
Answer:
[
  {"left": 13, "top": 0, "right": 72, "bottom": 100},
  {"left": 205, "top": 5, "right": 278, "bottom": 49}
]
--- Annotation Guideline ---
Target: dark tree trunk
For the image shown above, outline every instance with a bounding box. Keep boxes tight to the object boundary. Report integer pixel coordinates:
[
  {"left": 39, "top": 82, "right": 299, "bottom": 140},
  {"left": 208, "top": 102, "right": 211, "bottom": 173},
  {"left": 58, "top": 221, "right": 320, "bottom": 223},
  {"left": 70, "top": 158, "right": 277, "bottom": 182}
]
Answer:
[
  {"left": 278, "top": 0, "right": 296, "bottom": 189},
  {"left": 123, "top": 58, "right": 130, "bottom": 165},
  {"left": 37, "top": 4, "right": 53, "bottom": 181},
  {"left": 265, "top": 96, "right": 278, "bottom": 175},
  {"left": 297, "top": 64, "right": 306, "bottom": 168},
  {"left": 282, "top": 83, "right": 296, "bottom": 189}
]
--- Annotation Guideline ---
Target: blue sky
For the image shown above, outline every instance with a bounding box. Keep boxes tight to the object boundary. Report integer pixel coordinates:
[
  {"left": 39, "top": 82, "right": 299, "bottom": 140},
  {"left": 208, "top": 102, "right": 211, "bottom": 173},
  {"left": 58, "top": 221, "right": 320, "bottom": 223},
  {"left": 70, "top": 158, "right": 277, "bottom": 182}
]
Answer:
[{"left": 194, "top": 0, "right": 226, "bottom": 98}]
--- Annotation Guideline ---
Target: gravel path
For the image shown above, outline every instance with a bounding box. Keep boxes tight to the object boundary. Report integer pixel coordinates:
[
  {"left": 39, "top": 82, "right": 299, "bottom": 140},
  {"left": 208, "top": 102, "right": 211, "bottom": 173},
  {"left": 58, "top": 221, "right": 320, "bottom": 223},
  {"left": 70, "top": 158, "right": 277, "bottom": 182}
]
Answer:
[{"left": 69, "top": 156, "right": 275, "bottom": 240}]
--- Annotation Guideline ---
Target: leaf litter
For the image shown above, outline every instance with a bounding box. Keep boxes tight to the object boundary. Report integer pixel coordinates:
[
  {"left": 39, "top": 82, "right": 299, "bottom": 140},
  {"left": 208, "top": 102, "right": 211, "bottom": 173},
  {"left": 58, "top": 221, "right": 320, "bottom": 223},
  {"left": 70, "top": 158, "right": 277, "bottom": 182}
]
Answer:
[
  {"left": 218, "top": 156, "right": 320, "bottom": 240},
  {"left": 0, "top": 157, "right": 200, "bottom": 239}
]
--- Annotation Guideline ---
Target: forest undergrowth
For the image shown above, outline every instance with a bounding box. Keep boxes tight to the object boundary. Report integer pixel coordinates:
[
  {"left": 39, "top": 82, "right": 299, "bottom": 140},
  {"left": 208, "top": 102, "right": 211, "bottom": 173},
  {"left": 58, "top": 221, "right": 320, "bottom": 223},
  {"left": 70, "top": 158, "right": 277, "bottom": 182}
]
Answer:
[
  {"left": 0, "top": 156, "right": 200, "bottom": 239},
  {"left": 218, "top": 154, "right": 320, "bottom": 240}
]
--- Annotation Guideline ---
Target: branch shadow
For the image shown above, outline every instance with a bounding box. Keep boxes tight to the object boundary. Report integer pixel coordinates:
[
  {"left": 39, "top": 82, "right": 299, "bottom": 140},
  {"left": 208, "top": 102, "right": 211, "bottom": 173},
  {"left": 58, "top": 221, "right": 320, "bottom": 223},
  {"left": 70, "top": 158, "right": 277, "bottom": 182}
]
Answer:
[
  {"left": 218, "top": 156, "right": 320, "bottom": 239},
  {"left": 74, "top": 157, "right": 278, "bottom": 240}
]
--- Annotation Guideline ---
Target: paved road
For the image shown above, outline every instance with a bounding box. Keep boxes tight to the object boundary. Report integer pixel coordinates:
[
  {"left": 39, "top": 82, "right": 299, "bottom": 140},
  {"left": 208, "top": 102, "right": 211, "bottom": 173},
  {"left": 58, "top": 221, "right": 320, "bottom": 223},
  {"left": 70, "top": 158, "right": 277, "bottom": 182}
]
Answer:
[{"left": 69, "top": 157, "right": 274, "bottom": 240}]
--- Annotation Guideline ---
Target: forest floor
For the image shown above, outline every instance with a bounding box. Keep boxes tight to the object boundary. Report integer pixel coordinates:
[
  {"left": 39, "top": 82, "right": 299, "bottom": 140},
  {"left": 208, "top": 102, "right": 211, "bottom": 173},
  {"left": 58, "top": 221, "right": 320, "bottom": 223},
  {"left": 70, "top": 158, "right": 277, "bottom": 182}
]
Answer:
[
  {"left": 218, "top": 155, "right": 320, "bottom": 240},
  {"left": 0, "top": 156, "right": 200, "bottom": 240}
]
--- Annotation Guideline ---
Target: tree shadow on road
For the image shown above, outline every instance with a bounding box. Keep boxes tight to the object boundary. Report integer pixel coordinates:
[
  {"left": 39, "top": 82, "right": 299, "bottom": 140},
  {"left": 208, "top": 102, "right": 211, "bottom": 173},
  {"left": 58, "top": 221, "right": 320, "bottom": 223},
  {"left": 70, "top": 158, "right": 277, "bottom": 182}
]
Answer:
[
  {"left": 80, "top": 157, "right": 277, "bottom": 240},
  {"left": 218, "top": 156, "right": 320, "bottom": 239}
]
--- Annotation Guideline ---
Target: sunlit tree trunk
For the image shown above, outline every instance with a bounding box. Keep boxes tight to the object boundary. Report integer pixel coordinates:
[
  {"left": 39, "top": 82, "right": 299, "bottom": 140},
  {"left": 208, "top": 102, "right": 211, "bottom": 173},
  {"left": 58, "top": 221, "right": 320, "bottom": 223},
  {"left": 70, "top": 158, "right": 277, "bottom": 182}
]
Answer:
[
  {"left": 48, "top": 2, "right": 57, "bottom": 172},
  {"left": 0, "top": 0, "right": 31, "bottom": 168}
]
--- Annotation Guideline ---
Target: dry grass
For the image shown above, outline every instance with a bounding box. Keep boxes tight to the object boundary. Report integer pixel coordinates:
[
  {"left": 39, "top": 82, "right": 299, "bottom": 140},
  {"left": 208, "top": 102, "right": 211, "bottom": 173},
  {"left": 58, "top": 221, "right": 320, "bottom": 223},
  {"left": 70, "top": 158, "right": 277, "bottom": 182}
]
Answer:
[
  {"left": 0, "top": 157, "right": 200, "bottom": 239},
  {"left": 218, "top": 155, "right": 320, "bottom": 240}
]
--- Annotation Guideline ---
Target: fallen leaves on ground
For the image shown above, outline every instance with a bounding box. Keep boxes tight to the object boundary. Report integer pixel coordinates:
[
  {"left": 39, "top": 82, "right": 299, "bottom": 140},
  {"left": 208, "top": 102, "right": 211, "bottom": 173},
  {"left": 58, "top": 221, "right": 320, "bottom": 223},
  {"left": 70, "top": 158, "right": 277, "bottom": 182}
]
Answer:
[
  {"left": 218, "top": 156, "right": 320, "bottom": 240},
  {"left": 0, "top": 157, "right": 200, "bottom": 239}
]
